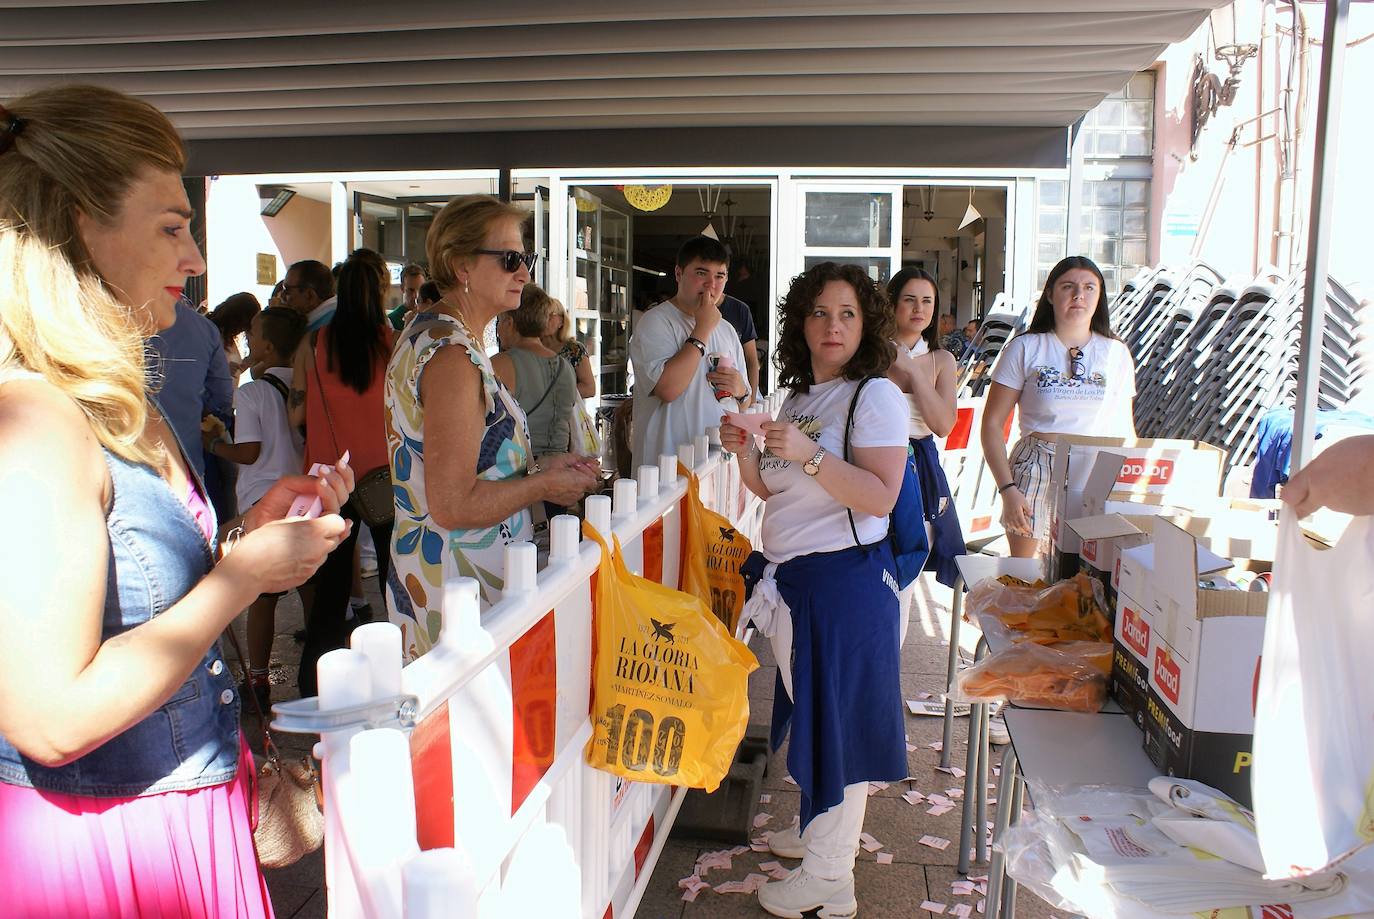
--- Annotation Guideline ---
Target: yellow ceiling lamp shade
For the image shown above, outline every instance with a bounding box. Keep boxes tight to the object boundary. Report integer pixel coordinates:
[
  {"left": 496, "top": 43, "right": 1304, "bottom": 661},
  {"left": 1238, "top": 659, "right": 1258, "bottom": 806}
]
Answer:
[
  {"left": 622, "top": 184, "right": 673, "bottom": 212},
  {"left": 573, "top": 196, "right": 600, "bottom": 213}
]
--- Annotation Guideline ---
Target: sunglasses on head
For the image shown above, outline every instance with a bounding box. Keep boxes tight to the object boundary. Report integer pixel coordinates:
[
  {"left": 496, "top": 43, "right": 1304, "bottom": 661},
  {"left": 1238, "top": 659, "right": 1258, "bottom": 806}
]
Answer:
[
  {"left": 476, "top": 249, "right": 539, "bottom": 273},
  {"left": 1067, "top": 345, "right": 1086, "bottom": 382}
]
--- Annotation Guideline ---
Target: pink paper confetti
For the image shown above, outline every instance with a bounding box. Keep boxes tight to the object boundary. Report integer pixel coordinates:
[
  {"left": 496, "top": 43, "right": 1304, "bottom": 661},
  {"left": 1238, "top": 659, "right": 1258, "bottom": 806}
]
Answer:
[
  {"left": 753, "top": 812, "right": 773, "bottom": 828},
  {"left": 935, "top": 765, "right": 966, "bottom": 778},
  {"left": 921, "top": 900, "right": 948, "bottom": 914},
  {"left": 876, "top": 852, "right": 894, "bottom": 865},
  {"left": 919, "top": 834, "right": 952, "bottom": 850},
  {"left": 859, "top": 831, "right": 884, "bottom": 852}
]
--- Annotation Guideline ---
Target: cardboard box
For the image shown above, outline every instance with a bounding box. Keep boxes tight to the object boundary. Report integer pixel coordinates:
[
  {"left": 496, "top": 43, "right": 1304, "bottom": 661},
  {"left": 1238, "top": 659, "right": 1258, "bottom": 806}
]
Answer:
[
  {"left": 1046, "top": 437, "right": 1224, "bottom": 579},
  {"left": 1067, "top": 512, "right": 1150, "bottom": 613},
  {"left": 1140, "top": 521, "right": 1268, "bottom": 806},
  {"left": 1109, "top": 538, "right": 1230, "bottom": 731}
]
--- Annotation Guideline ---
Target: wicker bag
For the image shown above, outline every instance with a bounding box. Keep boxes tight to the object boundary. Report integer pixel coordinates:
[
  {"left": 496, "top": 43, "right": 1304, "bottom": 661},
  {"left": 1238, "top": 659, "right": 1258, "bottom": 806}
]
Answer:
[{"left": 226, "top": 631, "right": 324, "bottom": 869}]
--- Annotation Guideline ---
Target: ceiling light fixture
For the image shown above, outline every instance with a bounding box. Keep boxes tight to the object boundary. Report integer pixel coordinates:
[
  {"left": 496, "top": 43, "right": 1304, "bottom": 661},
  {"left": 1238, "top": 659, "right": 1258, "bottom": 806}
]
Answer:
[
  {"left": 258, "top": 185, "right": 296, "bottom": 217},
  {"left": 958, "top": 188, "right": 982, "bottom": 230}
]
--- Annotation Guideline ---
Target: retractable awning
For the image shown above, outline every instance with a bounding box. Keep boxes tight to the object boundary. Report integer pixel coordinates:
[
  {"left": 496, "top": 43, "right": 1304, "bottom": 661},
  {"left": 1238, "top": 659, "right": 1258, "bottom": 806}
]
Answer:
[{"left": 0, "top": 1, "right": 1231, "bottom": 170}]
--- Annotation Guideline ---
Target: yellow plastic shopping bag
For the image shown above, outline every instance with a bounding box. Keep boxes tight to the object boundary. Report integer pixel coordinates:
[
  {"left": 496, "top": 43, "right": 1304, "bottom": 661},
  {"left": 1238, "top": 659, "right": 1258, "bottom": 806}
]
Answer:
[
  {"left": 583, "top": 520, "right": 758, "bottom": 792},
  {"left": 677, "top": 461, "right": 752, "bottom": 634}
]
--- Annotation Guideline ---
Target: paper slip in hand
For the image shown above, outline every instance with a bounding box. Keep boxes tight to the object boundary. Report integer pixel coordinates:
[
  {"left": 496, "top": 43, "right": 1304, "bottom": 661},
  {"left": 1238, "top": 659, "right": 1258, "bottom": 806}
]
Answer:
[
  {"left": 722, "top": 410, "right": 772, "bottom": 436},
  {"left": 752, "top": 812, "right": 772, "bottom": 828},
  {"left": 876, "top": 852, "right": 894, "bottom": 865},
  {"left": 919, "top": 835, "right": 952, "bottom": 850},
  {"left": 859, "top": 832, "right": 883, "bottom": 852},
  {"left": 921, "top": 901, "right": 948, "bottom": 914}
]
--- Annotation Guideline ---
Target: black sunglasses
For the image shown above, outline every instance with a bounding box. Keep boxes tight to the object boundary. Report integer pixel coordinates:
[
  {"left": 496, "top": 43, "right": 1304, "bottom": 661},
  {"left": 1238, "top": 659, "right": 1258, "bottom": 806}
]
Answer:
[
  {"left": 476, "top": 249, "right": 539, "bottom": 273},
  {"left": 1068, "top": 345, "right": 1086, "bottom": 381}
]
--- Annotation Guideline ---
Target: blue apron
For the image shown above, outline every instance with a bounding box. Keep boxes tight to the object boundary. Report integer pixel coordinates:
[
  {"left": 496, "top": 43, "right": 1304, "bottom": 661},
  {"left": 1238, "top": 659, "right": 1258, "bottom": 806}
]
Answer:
[{"left": 911, "top": 434, "right": 965, "bottom": 589}]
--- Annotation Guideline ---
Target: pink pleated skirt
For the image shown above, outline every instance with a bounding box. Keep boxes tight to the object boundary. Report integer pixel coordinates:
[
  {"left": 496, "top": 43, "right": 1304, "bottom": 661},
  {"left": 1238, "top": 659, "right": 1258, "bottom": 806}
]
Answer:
[{"left": 0, "top": 738, "right": 273, "bottom": 918}]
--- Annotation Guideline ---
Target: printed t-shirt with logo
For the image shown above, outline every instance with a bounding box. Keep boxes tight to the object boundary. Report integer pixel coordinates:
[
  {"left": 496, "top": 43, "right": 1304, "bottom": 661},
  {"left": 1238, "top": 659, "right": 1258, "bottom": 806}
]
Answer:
[
  {"left": 758, "top": 376, "right": 908, "bottom": 563},
  {"left": 990, "top": 332, "right": 1136, "bottom": 437}
]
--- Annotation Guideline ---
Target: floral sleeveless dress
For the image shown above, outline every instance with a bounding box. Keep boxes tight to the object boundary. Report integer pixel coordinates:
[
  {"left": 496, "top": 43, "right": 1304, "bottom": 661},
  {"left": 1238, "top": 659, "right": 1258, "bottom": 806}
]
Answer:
[{"left": 384, "top": 312, "right": 533, "bottom": 661}]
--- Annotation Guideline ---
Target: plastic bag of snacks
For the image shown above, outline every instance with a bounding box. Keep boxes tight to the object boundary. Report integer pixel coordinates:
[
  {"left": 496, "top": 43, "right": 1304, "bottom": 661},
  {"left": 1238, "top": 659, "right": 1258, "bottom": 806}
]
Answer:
[
  {"left": 582, "top": 521, "right": 758, "bottom": 792},
  {"left": 950, "top": 640, "right": 1110, "bottom": 713},
  {"left": 967, "top": 572, "right": 1111, "bottom": 643}
]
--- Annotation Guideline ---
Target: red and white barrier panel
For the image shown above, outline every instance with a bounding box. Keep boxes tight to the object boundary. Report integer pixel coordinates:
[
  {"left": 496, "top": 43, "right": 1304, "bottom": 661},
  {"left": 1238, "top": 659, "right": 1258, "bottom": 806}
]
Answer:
[
  {"left": 938, "top": 396, "right": 1019, "bottom": 543},
  {"left": 273, "top": 395, "right": 778, "bottom": 919}
]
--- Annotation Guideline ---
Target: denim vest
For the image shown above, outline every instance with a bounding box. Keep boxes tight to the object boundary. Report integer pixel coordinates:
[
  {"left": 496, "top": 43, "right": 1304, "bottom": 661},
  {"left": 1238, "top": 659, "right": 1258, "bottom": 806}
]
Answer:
[{"left": 0, "top": 440, "right": 242, "bottom": 797}]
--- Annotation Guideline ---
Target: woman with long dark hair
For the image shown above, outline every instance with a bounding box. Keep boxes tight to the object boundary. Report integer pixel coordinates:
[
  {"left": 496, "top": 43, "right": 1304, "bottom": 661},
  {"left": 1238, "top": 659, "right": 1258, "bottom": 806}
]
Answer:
[
  {"left": 290, "top": 251, "right": 395, "bottom": 695},
  {"left": 885, "top": 267, "right": 964, "bottom": 601},
  {"left": 721, "top": 262, "right": 909, "bottom": 919},
  {"left": 981, "top": 256, "right": 1137, "bottom": 559}
]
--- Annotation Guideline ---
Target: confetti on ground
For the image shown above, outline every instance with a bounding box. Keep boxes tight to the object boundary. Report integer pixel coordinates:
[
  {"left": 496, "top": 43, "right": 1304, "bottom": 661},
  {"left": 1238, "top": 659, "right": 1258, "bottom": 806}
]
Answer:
[
  {"left": 977, "top": 897, "right": 986, "bottom": 914},
  {"left": 713, "top": 881, "right": 747, "bottom": 894},
  {"left": 919, "top": 834, "right": 952, "bottom": 851},
  {"left": 759, "top": 793, "right": 771, "bottom": 804},
  {"left": 753, "top": 812, "right": 772, "bottom": 828},
  {"left": 903, "top": 790, "right": 925, "bottom": 806},
  {"left": 758, "top": 861, "right": 783, "bottom": 872},
  {"left": 743, "top": 874, "right": 770, "bottom": 893},
  {"left": 927, "top": 803, "right": 954, "bottom": 816},
  {"left": 783, "top": 775, "right": 798, "bottom": 785},
  {"left": 681, "top": 887, "right": 701, "bottom": 902},
  {"left": 876, "top": 852, "right": 894, "bottom": 865},
  {"left": 907, "top": 743, "right": 919, "bottom": 752},
  {"left": 952, "top": 904, "right": 973, "bottom": 917},
  {"left": 750, "top": 832, "right": 773, "bottom": 852},
  {"left": 927, "top": 793, "right": 952, "bottom": 805},
  {"left": 935, "top": 765, "right": 967, "bottom": 778},
  {"left": 921, "top": 900, "right": 948, "bottom": 914},
  {"left": 928, "top": 741, "right": 944, "bottom": 751},
  {"left": 951, "top": 881, "right": 977, "bottom": 897},
  {"left": 729, "top": 845, "right": 750, "bottom": 856},
  {"left": 859, "top": 832, "right": 884, "bottom": 852},
  {"left": 969, "top": 875, "right": 989, "bottom": 882},
  {"left": 867, "top": 781, "right": 889, "bottom": 796},
  {"left": 678, "top": 875, "right": 704, "bottom": 890}
]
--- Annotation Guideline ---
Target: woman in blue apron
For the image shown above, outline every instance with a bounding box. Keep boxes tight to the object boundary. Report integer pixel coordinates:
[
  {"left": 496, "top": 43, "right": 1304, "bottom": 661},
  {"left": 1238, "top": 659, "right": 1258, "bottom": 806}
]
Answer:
[
  {"left": 885, "top": 268, "right": 965, "bottom": 603},
  {"left": 722, "top": 262, "right": 909, "bottom": 919}
]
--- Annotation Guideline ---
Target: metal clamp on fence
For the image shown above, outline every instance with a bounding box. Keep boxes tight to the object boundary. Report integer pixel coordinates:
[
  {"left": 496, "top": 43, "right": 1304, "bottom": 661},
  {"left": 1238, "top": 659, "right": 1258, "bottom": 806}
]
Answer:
[{"left": 270, "top": 694, "right": 420, "bottom": 736}]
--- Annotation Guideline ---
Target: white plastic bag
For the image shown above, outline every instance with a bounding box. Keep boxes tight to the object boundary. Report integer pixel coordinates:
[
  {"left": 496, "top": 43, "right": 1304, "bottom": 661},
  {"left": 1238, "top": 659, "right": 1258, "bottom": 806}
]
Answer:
[{"left": 1253, "top": 510, "right": 1374, "bottom": 880}]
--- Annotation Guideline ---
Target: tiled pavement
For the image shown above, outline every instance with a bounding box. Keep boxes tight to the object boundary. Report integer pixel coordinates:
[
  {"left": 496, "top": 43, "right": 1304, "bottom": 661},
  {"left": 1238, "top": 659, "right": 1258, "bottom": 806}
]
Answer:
[{"left": 252, "top": 556, "right": 1066, "bottom": 918}]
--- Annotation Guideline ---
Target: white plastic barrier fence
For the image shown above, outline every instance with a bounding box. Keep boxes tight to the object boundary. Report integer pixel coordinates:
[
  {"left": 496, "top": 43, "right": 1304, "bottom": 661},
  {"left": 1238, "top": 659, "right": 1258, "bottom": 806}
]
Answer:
[
  {"left": 274, "top": 394, "right": 781, "bottom": 919},
  {"left": 938, "top": 396, "right": 1019, "bottom": 546}
]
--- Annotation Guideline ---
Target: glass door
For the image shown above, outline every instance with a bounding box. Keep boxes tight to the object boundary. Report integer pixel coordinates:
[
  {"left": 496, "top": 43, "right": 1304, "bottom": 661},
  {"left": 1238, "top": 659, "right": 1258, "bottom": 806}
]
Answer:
[
  {"left": 567, "top": 187, "right": 602, "bottom": 394},
  {"left": 599, "top": 205, "right": 632, "bottom": 397},
  {"left": 795, "top": 183, "right": 903, "bottom": 284}
]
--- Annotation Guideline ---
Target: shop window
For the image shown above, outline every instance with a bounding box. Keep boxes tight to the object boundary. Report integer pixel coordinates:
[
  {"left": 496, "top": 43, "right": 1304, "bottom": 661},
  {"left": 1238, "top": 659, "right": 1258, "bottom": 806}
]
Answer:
[
  {"left": 1035, "top": 179, "right": 1068, "bottom": 290},
  {"left": 1082, "top": 178, "right": 1150, "bottom": 292}
]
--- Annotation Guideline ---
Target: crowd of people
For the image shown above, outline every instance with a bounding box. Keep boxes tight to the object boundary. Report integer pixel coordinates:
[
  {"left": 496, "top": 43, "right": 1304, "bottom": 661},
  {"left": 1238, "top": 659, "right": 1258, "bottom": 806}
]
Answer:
[{"left": 9, "top": 82, "right": 1361, "bottom": 919}]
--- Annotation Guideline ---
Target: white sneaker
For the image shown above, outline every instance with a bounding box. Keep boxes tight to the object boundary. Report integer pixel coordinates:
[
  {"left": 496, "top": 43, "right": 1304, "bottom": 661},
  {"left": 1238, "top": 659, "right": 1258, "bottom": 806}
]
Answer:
[
  {"left": 767, "top": 822, "right": 806, "bottom": 859},
  {"left": 757, "top": 867, "right": 857, "bottom": 919},
  {"left": 988, "top": 708, "right": 1010, "bottom": 746}
]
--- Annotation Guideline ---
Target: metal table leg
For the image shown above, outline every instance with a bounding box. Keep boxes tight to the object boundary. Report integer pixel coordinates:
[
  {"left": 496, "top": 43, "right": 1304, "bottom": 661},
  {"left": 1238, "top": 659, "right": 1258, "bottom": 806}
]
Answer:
[
  {"left": 973, "top": 639, "right": 990, "bottom": 865},
  {"left": 1001, "top": 771, "right": 1025, "bottom": 919},
  {"left": 985, "top": 744, "right": 1020, "bottom": 919},
  {"left": 955, "top": 637, "right": 989, "bottom": 874},
  {"left": 940, "top": 575, "right": 965, "bottom": 769}
]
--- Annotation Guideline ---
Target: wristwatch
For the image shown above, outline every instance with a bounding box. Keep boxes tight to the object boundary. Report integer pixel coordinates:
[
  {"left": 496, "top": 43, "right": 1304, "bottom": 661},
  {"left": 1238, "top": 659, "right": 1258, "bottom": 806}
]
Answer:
[{"left": 802, "top": 446, "right": 827, "bottom": 477}]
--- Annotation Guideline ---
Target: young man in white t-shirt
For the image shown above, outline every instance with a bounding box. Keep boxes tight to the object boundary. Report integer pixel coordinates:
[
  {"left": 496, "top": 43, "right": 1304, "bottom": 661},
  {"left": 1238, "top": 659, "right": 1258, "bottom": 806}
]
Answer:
[
  {"left": 203, "top": 307, "right": 307, "bottom": 709},
  {"left": 629, "top": 235, "right": 751, "bottom": 469}
]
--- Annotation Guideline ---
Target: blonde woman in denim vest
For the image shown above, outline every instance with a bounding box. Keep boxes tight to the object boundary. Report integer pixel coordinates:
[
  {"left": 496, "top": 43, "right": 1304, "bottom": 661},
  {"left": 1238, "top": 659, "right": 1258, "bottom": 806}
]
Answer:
[{"left": 0, "top": 86, "right": 352, "bottom": 918}]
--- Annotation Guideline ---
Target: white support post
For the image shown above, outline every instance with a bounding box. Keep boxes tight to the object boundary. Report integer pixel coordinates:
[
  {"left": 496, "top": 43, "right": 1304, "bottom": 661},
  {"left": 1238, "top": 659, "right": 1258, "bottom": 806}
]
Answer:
[
  {"left": 550, "top": 514, "right": 581, "bottom": 562},
  {"left": 637, "top": 465, "right": 660, "bottom": 500},
  {"left": 612, "top": 478, "right": 638, "bottom": 520},
  {"left": 403, "top": 849, "right": 478, "bottom": 919},
  {"left": 503, "top": 541, "right": 538, "bottom": 597},
  {"left": 585, "top": 494, "right": 612, "bottom": 538}
]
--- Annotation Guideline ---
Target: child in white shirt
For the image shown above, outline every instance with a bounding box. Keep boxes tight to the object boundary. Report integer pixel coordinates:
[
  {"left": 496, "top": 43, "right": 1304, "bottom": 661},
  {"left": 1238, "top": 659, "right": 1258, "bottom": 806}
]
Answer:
[{"left": 203, "top": 307, "right": 307, "bottom": 708}]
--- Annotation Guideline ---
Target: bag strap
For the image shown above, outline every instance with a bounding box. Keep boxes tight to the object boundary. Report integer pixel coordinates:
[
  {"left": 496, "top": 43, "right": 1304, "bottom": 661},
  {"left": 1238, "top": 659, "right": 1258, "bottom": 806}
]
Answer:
[
  {"left": 223, "top": 626, "right": 282, "bottom": 766},
  {"left": 524, "top": 354, "right": 566, "bottom": 418},
  {"left": 259, "top": 372, "right": 290, "bottom": 405},
  {"left": 843, "top": 377, "right": 878, "bottom": 548},
  {"left": 309, "top": 330, "right": 343, "bottom": 461}
]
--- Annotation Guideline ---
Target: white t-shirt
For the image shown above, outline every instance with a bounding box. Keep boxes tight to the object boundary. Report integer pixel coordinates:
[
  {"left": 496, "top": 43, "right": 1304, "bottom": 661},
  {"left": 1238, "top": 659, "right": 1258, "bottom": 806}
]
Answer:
[
  {"left": 991, "top": 332, "right": 1136, "bottom": 438},
  {"left": 759, "top": 377, "right": 909, "bottom": 563},
  {"left": 895, "top": 338, "right": 933, "bottom": 439},
  {"left": 629, "top": 300, "right": 748, "bottom": 468},
  {"left": 233, "top": 367, "right": 305, "bottom": 510}
]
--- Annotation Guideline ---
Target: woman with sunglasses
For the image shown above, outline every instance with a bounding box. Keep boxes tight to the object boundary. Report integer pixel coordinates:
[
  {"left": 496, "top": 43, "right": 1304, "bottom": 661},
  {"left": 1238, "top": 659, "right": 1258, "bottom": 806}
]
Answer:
[
  {"left": 288, "top": 251, "right": 395, "bottom": 695},
  {"left": 541, "top": 295, "right": 596, "bottom": 399},
  {"left": 384, "top": 196, "right": 598, "bottom": 661},
  {"left": 981, "top": 256, "right": 1137, "bottom": 559}
]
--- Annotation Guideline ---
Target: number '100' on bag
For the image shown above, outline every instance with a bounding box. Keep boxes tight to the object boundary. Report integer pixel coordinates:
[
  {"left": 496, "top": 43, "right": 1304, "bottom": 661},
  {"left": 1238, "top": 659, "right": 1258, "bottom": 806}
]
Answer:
[{"left": 582, "top": 520, "right": 758, "bottom": 792}]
